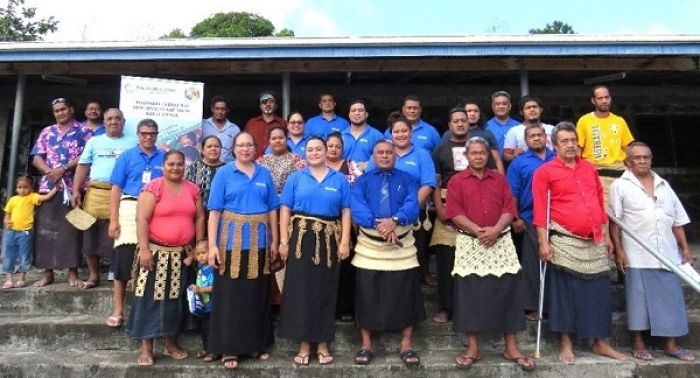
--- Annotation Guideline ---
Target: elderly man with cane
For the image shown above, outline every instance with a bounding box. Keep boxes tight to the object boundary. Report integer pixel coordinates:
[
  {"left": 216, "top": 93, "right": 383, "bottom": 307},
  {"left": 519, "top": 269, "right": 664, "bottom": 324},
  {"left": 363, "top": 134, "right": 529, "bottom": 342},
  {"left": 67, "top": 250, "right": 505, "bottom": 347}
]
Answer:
[{"left": 532, "top": 122, "right": 625, "bottom": 363}]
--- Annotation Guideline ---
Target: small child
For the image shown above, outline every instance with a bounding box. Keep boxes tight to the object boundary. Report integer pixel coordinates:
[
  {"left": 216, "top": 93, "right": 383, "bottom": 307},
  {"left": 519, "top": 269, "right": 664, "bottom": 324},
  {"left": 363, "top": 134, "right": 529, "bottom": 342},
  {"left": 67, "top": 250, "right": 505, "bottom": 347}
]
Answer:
[
  {"left": 188, "top": 241, "right": 216, "bottom": 361},
  {"left": 2, "top": 175, "right": 57, "bottom": 289}
]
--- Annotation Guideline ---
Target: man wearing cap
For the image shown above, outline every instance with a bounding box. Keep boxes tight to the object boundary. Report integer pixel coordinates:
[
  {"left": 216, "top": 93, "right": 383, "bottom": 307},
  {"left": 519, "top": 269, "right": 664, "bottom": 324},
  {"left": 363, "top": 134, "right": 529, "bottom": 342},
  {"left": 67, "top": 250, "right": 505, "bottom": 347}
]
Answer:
[{"left": 245, "top": 91, "right": 287, "bottom": 159}]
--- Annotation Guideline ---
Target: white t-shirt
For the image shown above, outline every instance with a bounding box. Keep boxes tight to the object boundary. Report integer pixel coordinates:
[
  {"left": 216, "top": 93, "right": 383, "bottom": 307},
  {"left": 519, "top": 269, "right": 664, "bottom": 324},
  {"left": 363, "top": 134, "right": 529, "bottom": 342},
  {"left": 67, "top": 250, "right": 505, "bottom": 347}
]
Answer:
[{"left": 503, "top": 123, "right": 554, "bottom": 153}]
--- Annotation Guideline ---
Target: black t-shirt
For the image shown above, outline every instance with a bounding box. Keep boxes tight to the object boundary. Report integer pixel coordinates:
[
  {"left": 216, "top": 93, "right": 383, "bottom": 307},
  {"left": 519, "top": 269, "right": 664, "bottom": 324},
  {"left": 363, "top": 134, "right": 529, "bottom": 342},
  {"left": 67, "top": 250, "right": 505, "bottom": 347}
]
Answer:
[{"left": 432, "top": 129, "right": 497, "bottom": 188}]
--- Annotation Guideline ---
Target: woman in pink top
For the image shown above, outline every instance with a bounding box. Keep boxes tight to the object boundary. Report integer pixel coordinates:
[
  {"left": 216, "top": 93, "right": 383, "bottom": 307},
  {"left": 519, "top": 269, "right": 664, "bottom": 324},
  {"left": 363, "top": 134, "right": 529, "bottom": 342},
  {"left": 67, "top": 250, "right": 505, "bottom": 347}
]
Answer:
[{"left": 126, "top": 150, "right": 206, "bottom": 366}]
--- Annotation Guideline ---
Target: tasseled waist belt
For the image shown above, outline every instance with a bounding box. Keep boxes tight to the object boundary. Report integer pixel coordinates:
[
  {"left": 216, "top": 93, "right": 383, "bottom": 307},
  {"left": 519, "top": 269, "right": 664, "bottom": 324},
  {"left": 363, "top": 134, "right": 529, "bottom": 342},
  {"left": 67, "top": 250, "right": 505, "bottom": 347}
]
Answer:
[
  {"left": 132, "top": 242, "right": 191, "bottom": 300},
  {"left": 218, "top": 211, "right": 269, "bottom": 279},
  {"left": 290, "top": 213, "right": 341, "bottom": 269}
]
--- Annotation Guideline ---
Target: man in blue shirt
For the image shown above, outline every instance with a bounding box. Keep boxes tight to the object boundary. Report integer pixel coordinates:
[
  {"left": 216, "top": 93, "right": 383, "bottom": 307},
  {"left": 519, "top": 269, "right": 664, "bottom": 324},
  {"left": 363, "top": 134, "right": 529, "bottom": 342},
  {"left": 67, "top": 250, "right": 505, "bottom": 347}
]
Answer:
[
  {"left": 82, "top": 100, "right": 105, "bottom": 136},
  {"left": 351, "top": 140, "right": 424, "bottom": 367},
  {"left": 341, "top": 99, "right": 384, "bottom": 169},
  {"left": 505, "top": 123, "right": 554, "bottom": 320},
  {"left": 71, "top": 108, "right": 136, "bottom": 291},
  {"left": 105, "top": 119, "right": 164, "bottom": 329},
  {"left": 485, "top": 91, "right": 521, "bottom": 158},
  {"left": 383, "top": 96, "right": 441, "bottom": 153},
  {"left": 201, "top": 96, "right": 240, "bottom": 163},
  {"left": 305, "top": 93, "right": 350, "bottom": 138}
]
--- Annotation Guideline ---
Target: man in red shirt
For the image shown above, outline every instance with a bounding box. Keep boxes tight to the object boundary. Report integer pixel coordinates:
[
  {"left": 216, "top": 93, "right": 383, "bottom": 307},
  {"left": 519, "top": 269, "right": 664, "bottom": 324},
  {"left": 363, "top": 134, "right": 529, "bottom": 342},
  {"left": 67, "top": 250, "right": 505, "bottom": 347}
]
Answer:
[
  {"left": 532, "top": 122, "right": 625, "bottom": 364},
  {"left": 445, "top": 137, "right": 534, "bottom": 371},
  {"left": 244, "top": 91, "right": 287, "bottom": 159}
]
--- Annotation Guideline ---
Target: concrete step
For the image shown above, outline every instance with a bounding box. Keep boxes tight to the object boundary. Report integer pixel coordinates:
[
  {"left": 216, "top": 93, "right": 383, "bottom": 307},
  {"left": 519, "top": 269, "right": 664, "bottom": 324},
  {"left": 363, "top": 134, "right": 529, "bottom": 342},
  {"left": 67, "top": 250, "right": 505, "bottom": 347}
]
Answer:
[
  {"left": 2, "top": 278, "right": 700, "bottom": 316},
  {"left": 1, "top": 311, "right": 699, "bottom": 353},
  {"left": 0, "top": 349, "right": 698, "bottom": 378}
]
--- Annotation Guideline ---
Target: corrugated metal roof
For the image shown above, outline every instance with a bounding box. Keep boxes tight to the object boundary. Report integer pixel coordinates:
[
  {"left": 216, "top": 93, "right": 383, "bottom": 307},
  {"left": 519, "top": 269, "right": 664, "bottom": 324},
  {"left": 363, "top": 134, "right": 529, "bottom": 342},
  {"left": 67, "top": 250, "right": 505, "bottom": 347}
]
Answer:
[{"left": 1, "top": 35, "right": 699, "bottom": 62}]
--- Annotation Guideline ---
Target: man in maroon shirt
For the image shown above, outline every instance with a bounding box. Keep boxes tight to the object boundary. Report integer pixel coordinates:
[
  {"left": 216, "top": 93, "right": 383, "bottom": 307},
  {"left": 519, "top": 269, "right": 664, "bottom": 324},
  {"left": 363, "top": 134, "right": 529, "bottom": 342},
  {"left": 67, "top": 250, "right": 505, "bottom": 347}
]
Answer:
[
  {"left": 532, "top": 122, "right": 625, "bottom": 364},
  {"left": 244, "top": 91, "right": 287, "bottom": 159},
  {"left": 445, "top": 137, "right": 534, "bottom": 371}
]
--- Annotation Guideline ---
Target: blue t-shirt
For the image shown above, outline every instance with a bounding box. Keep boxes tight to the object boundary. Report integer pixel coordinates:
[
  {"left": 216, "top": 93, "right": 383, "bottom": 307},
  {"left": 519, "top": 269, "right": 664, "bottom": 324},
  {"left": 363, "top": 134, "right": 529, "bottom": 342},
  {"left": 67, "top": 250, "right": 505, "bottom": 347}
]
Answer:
[
  {"left": 79, "top": 134, "right": 136, "bottom": 182},
  {"left": 383, "top": 119, "right": 441, "bottom": 153},
  {"left": 201, "top": 117, "right": 241, "bottom": 163},
  {"left": 304, "top": 114, "right": 350, "bottom": 138},
  {"left": 505, "top": 148, "right": 555, "bottom": 224},
  {"left": 485, "top": 116, "right": 521, "bottom": 157},
  {"left": 366, "top": 146, "right": 436, "bottom": 189},
  {"left": 351, "top": 168, "right": 419, "bottom": 228},
  {"left": 280, "top": 168, "right": 351, "bottom": 218},
  {"left": 110, "top": 146, "right": 164, "bottom": 197},
  {"left": 341, "top": 125, "right": 384, "bottom": 164},
  {"left": 208, "top": 162, "right": 279, "bottom": 251},
  {"left": 196, "top": 263, "right": 214, "bottom": 304},
  {"left": 264, "top": 136, "right": 310, "bottom": 159}
]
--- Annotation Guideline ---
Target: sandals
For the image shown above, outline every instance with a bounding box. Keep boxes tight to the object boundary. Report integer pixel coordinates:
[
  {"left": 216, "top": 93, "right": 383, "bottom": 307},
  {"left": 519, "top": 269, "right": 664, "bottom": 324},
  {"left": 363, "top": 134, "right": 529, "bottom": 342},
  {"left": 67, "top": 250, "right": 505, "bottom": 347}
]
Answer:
[
  {"left": 163, "top": 348, "right": 188, "bottom": 360},
  {"left": 631, "top": 348, "right": 654, "bottom": 361},
  {"left": 137, "top": 354, "right": 154, "bottom": 366},
  {"left": 432, "top": 311, "right": 449, "bottom": 324},
  {"left": 455, "top": 354, "right": 481, "bottom": 370},
  {"left": 318, "top": 352, "right": 334, "bottom": 365},
  {"left": 80, "top": 280, "right": 99, "bottom": 290},
  {"left": 105, "top": 315, "right": 123, "bottom": 328},
  {"left": 354, "top": 349, "right": 373, "bottom": 365},
  {"left": 400, "top": 349, "right": 420, "bottom": 367},
  {"left": 222, "top": 356, "right": 238, "bottom": 369},
  {"left": 503, "top": 353, "right": 536, "bottom": 371},
  {"left": 195, "top": 350, "right": 208, "bottom": 359},
  {"left": 2, "top": 280, "right": 13, "bottom": 289},
  {"left": 203, "top": 353, "right": 220, "bottom": 362},
  {"left": 666, "top": 349, "right": 695, "bottom": 361},
  {"left": 293, "top": 354, "right": 309, "bottom": 367}
]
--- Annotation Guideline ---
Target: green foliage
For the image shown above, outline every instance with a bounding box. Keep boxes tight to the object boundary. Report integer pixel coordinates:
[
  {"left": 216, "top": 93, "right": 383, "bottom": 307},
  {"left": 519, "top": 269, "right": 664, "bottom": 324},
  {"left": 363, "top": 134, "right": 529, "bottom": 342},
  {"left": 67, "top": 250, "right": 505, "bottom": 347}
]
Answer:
[
  {"left": 161, "top": 28, "right": 187, "bottom": 39},
  {"left": 274, "top": 28, "right": 295, "bottom": 37},
  {"left": 0, "top": 0, "right": 58, "bottom": 41},
  {"left": 529, "top": 20, "right": 576, "bottom": 34},
  {"left": 190, "top": 12, "right": 275, "bottom": 37}
]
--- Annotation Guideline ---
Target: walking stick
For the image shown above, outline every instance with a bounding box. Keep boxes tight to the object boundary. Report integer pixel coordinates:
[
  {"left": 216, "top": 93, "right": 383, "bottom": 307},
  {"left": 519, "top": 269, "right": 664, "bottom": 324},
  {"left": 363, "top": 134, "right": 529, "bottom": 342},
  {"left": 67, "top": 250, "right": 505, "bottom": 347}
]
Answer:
[{"left": 534, "top": 189, "right": 551, "bottom": 359}]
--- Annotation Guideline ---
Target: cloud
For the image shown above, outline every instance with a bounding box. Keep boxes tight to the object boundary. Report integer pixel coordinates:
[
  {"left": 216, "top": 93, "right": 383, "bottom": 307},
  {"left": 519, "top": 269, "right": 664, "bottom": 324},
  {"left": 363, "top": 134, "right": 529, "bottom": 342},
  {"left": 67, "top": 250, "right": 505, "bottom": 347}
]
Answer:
[{"left": 293, "top": 8, "right": 340, "bottom": 37}]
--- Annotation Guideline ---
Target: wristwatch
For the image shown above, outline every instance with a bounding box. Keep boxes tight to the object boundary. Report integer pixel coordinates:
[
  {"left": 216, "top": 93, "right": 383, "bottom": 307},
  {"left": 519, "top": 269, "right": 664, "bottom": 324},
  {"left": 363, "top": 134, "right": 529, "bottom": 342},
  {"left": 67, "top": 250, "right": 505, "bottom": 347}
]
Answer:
[{"left": 391, "top": 216, "right": 400, "bottom": 225}]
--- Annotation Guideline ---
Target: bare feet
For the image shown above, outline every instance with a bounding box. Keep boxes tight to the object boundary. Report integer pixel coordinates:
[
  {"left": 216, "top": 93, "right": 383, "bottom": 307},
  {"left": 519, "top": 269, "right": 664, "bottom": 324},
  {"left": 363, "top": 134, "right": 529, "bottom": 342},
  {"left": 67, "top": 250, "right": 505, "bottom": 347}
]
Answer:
[
  {"left": 559, "top": 347, "right": 575, "bottom": 364},
  {"left": 592, "top": 339, "right": 626, "bottom": 361},
  {"left": 33, "top": 276, "right": 54, "bottom": 288}
]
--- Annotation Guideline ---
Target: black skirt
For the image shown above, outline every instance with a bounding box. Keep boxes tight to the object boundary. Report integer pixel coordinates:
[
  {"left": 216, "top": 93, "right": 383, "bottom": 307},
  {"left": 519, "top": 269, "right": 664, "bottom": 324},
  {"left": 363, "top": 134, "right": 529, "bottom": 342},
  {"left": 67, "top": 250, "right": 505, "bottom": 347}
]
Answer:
[
  {"left": 279, "top": 216, "right": 340, "bottom": 343},
  {"left": 125, "top": 249, "right": 185, "bottom": 339},
  {"left": 33, "top": 193, "right": 82, "bottom": 269},
  {"left": 452, "top": 272, "right": 526, "bottom": 334},
  {"left": 110, "top": 244, "right": 136, "bottom": 282},
  {"left": 355, "top": 267, "right": 426, "bottom": 331},
  {"left": 82, "top": 219, "right": 114, "bottom": 257},
  {"left": 207, "top": 249, "right": 274, "bottom": 356}
]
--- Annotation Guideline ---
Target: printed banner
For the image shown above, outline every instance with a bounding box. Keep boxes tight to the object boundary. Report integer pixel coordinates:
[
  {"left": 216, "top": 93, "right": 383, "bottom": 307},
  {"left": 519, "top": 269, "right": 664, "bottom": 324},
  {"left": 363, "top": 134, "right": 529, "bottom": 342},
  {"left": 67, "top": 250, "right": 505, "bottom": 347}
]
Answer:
[{"left": 119, "top": 75, "right": 204, "bottom": 164}]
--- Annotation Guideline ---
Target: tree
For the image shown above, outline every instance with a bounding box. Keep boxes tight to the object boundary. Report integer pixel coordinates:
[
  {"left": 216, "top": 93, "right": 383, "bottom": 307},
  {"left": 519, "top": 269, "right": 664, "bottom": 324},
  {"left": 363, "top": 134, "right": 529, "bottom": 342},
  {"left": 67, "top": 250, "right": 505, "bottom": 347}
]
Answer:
[
  {"left": 162, "top": 12, "right": 294, "bottom": 39},
  {"left": 0, "top": 0, "right": 58, "bottom": 41},
  {"left": 529, "top": 20, "right": 575, "bottom": 34}
]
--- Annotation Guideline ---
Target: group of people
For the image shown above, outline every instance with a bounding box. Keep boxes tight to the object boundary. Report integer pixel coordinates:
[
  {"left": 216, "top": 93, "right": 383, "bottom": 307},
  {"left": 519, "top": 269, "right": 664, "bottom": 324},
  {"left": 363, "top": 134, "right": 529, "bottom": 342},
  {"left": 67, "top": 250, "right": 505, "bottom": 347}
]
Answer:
[{"left": 1, "top": 86, "right": 694, "bottom": 371}]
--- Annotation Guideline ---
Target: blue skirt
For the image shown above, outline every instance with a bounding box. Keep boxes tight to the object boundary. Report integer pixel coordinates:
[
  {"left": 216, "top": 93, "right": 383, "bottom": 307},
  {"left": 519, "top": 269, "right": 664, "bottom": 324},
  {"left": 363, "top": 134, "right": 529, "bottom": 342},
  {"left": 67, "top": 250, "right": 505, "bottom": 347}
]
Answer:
[
  {"left": 626, "top": 268, "right": 688, "bottom": 337},
  {"left": 547, "top": 267, "right": 612, "bottom": 339}
]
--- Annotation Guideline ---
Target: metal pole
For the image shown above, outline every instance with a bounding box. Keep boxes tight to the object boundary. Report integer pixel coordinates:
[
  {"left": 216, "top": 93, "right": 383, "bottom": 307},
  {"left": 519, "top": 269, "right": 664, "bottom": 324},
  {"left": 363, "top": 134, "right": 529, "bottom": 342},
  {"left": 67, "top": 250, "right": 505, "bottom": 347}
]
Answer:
[
  {"left": 2, "top": 74, "right": 26, "bottom": 256},
  {"left": 535, "top": 189, "right": 550, "bottom": 359},
  {"left": 607, "top": 211, "right": 700, "bottom": 294},
  {"left": 282, "top": 72, "right": 290, "bottom": 119},
  {"left": 519, "top": 63, "right": 529, "bottom": 97}
]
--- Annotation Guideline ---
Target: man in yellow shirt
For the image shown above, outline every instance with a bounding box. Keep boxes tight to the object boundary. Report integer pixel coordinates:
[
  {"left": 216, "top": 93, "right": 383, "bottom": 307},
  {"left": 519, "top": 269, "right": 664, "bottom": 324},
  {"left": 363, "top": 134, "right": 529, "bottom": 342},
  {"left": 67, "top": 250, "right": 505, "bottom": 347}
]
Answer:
[{"left": 576, "top": 85, "right": 635, "bottom": 203}]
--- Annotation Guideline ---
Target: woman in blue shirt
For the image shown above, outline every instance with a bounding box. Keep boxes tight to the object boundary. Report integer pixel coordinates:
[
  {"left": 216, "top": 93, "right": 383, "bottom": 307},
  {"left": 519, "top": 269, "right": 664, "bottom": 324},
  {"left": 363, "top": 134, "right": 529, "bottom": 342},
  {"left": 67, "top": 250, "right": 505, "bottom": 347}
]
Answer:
[
  {"left": 367, "top": 117, "right": 437, "bottom": 286},
  {"left": 278, "top": 136, "right": 352, "bottom": 366},
  {"left": 206, "top": 132, "right": 280, "bottom": 370}
]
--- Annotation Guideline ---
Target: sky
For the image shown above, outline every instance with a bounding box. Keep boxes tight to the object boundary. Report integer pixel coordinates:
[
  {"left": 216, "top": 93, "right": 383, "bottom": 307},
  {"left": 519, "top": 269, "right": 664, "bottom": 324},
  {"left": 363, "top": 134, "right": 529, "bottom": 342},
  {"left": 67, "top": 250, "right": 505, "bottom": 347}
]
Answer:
[{"left": 10, "top": 0, "right": 700, "bottom": 41}]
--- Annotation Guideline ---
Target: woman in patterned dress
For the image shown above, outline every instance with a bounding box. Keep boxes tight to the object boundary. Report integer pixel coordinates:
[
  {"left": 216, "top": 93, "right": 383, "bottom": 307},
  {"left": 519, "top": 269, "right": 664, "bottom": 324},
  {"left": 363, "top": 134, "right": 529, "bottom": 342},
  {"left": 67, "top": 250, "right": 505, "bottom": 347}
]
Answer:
[{"left": 186, "top": 135, "right": 225, "bottom": 214}]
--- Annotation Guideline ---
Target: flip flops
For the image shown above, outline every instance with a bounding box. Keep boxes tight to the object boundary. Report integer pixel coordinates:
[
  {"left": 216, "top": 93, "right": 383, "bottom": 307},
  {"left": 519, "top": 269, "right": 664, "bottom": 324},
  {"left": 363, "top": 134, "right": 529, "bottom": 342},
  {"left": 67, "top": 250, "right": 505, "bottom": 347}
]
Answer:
[
  {"left": 455, "top": 354, "right": 481, "bottom": 370},
  {"left": 136, "top": 354, "right": 154, "bottom": 366},
  {"left": 354, "top": 349, "right": 373, "bottom": 365},
  {"left": 631, "top": 348, "right": 653, "bottom": 361},
  {"left": 400, "top": 349, "right": 420, "bottom": 367},
  {"left": 105, "top": 315, "right": 123, "bottom": 328},
  {"left": 503, "top": 354, "right": 536, "bottom": 371},
  {"left": 666, "top": 349, "right": 694, "bottom": 361}
]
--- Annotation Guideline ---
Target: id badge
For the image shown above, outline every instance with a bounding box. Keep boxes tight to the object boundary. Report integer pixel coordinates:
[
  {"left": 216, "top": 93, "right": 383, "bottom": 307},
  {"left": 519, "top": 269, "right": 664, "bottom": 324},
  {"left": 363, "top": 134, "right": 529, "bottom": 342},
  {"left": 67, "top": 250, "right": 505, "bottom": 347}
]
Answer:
[{"left": 141, "top": 169, "right": 152, "bottom": 184}]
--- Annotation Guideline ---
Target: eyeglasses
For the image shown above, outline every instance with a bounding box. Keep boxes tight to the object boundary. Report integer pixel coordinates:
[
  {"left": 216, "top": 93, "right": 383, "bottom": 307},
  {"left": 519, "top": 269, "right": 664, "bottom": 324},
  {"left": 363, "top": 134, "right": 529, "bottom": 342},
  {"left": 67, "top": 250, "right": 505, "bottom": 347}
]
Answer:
[
  {"left": 288, "top": 121, "right": 303, "bottom": 125},
  {"left": 139, "top": 132, "right": 159, "bottom": 138},
  {"left": 235, "top": 143, "right": 255, "bottom": 149},
  {"left": 51, "top": 98, "right": 67, "bottom": 105}
]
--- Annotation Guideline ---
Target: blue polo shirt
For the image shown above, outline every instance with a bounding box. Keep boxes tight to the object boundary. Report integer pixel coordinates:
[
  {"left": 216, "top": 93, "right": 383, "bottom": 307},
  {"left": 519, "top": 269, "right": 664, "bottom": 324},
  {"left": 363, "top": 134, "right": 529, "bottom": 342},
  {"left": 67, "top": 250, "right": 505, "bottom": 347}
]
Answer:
[
  {"left": 110, "top": 146, "right": 164, "bottom": 196},
  {"left": 304, "top": 113, "right": 350, "bottom": 138},
  {"left": 383, "top": 119, "right": 441, "bottom": 153},
  {"left": 366, "top": 146, "right": 436, "bottom": 189},
  {"left": 201, "top": 117, "right": 241, "bottom": 163},
  {"left": 264, "top": 135, "right": 310, "bottom": 158},
  {"left": 341, "top": 125, "right": 384, "bottom": 164},
  {"left": 485, "top": 116, "right": 520, "bottom": 157},
  {"left": 79, "top": 134, "right": 136, "bottom": 182},
  {"left": 351, "top": 168, "right": 419, "bottom": 228},
  {"left": 505, "top": 148, "right": 555, "bottom": 224},
  {"left": 280, "top": 168, "right": 350, "bottom": 218},
  {"left": 208, "top": 162, "right": 279, "bottom": 251}
]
